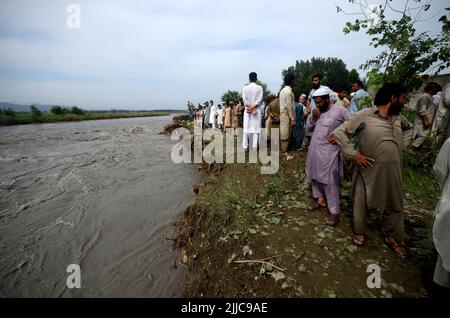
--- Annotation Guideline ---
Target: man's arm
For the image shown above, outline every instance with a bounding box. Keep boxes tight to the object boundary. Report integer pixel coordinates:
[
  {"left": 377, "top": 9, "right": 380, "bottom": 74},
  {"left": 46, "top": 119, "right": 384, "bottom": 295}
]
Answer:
[
  {"left": 334, "top": 113, "right": 364, "bottom": 160},
  {"left": 416, "top": 95, "right": 432, "bottom": 128},
  {"left": 444, "top": 84, "right": 450, "bottom": 108},
  {"left": 242, "top": 87, "right": 249, "bottom": 107},
  {"left": 433, "top": 138, "right": 450, "bottom": 190},
  {"left": 400, "top": 115, "right": 413, "bottom": 148},
  {"left": 254, "top": 86, "right": 263, "bottom": 108},
  {"left": 287, "top": 93, "right": 296, "bottom": 123}
]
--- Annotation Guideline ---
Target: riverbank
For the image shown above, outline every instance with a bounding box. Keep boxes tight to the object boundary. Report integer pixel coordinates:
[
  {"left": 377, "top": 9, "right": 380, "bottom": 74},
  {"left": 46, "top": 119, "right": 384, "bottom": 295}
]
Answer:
[
  {"left": 0, "top": 111, "right": 186, "bottom": 126},
  {"left": 173, "top": 138, "right": 447, "bottom": 298}
]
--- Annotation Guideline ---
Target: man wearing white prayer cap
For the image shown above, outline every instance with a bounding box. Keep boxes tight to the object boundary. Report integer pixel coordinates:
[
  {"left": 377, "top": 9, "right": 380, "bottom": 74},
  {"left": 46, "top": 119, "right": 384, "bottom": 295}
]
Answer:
[
  {"left": 306, "top": 85, "right": 350, "bottom": 226},
  {"left": 303, "top": 74, "right": 332, "bottom": 149}
]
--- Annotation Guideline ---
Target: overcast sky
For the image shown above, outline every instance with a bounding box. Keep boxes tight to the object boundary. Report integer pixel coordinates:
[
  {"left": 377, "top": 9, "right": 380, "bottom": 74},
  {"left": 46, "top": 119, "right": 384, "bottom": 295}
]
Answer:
[{"left": 0, "top": 0, "right": 447, "bottom": 110}]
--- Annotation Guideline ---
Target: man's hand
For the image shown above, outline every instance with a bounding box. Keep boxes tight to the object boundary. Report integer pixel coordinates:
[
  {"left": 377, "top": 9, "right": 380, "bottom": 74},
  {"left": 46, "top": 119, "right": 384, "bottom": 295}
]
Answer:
[
  {"left": 327, "top": 134, "right": 336, "bottom": 144},
  {"left": 312, "top": 108, "right": 321, "bottom": 122},
  {"left": 354, "top": 152, "right": 375, "bottom": 168},
  {"left": 291, "top": 119, "right": 296, "bottom": 126}
]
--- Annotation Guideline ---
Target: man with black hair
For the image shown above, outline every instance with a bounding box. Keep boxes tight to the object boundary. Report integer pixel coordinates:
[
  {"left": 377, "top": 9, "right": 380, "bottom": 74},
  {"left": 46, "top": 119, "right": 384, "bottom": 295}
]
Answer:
[
  {"left": 349, "top": 80, "right": 369, "bottom": 114},
  {"left": 303, "top": 73, "right": 331, "bottom": 149},
  {"left": 242, "top": 72, "right": 263, "bottom": 149},
  {"left": 335, "top": 87, "right": 350, "bottom": 109},
  {"left": 334, "top": 83, "right": 413, "bottom": 258}
]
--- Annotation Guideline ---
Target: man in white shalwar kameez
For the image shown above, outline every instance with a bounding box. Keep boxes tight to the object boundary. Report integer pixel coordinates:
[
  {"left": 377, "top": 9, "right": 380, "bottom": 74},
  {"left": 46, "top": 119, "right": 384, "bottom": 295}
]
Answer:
[
  {"left": 209, "top": 100, "right": 218, "bottom": 129},
  {"left": 433, "top": 137, "right": 450, "bottom": 288},
  {"left": 242, "top": 72, "right": 263, "bottom": 149}
]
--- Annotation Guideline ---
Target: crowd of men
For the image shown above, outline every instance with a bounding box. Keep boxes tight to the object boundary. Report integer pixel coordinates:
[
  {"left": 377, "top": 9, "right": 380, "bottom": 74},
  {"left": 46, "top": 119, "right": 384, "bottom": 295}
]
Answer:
[
  {"left": 185, "top": 72, "right": 450, "bottom": 289},
  {"left": 187, "top": 98, "right": 245, "bottom": 135}
]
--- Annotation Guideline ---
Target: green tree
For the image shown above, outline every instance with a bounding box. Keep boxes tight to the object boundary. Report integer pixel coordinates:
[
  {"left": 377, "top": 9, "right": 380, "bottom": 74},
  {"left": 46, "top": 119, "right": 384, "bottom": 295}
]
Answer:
[
  {"left": 338, "top": 0, "right": 450, "bottom": 92},
  {"left": 30, "top": 105, "right": 42, "bottom": 122},
  {"left": 51, "top": 105, "right": 64, "bottom": 115},
  {"left": 221, "top": 90, "right": 242, "bottom": 105},
  {"left": 281, "top": 57, "right": 360, "bottom": 99},
  {"left": 2, "top": 108, "right": 16, "bottom": 117},
  {"left": 256, "top": 80, "right": 272, "bottom": 105},
  {"left": 71, "top": 106, "right": 84, "bottom": 115}
]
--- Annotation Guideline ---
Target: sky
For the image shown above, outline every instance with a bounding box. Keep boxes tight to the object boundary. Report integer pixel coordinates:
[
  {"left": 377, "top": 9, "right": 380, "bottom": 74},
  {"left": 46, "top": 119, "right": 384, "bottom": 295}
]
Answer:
[{"left": 0, "top": 0, "right": 447, "bottom": 110}]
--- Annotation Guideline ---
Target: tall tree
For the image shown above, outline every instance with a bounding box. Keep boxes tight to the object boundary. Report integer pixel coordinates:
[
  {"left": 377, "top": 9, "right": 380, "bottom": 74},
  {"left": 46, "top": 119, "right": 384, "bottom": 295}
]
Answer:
[
  {"left": 281, "top": 57, "right": 360, "bottom": 99},
  {"left": 338, "top": 0, "right": 450, "bottom": 92},
  {"left": 221, "top": 90, "right": 242, "bottom": 105}
]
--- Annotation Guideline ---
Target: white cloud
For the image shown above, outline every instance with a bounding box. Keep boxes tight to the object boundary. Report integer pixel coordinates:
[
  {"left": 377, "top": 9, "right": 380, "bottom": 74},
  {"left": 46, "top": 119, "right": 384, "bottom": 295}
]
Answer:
[{"left": 0, "top": 0, "right": 447, "bottom": 109}]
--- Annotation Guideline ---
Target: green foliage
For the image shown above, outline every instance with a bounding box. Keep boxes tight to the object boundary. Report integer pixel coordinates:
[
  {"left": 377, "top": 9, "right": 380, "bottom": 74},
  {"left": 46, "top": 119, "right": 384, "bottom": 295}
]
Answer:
[
  {"left": 281, "top": 57, "right": 361, "bottom": 98},
  {"left": 357, "top": 96, "right": 373, "bottom": 111},
  {"left": 339, "top": 1, "right": 450, "bottom": 93},
  {"left": 50, "top": 105, "right": 67, "bottom": 115},
  {"left": 0, "top": 111, "right": 174, "bottom": 126},
  {"left": 221, "top": 90, "right": 242, "bottom": 105},
  {"left": 71, "top": 106, "right": 84, "bottom": 115},
  {"left": 2, "top": 108, "right": 16, "bottom": 117},
  {"left": 30, "top": 105, "right": 42, "bottom": 121}
]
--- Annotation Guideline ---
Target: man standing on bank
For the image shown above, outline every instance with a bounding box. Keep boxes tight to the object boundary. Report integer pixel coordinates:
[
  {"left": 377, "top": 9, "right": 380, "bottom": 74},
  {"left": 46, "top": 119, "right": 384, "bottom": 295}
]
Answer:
[
  {"left": 334, "top": 83, "right": 413, "bottom": 258},
  {"left": 306, "top": 87, "right": 350, "bottom": 226},
  {"left": 279, "top": 73, "right": 296, "bottom": 160},
  {"left": 242, "top": 72, "right": 264, "bottom": 150}
]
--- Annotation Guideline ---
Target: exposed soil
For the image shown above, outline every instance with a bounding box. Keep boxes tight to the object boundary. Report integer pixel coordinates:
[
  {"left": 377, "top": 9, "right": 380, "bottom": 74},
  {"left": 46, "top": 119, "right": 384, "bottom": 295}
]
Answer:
[{"left": 173, "top": 151, "right": 449, "bottom": 298}]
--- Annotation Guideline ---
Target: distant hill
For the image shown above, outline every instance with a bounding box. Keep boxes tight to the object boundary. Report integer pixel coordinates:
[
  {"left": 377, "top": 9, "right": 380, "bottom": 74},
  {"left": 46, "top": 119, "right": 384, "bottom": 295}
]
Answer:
[{"left": 0, "top": 102, "right": 52, "bottom": 113}]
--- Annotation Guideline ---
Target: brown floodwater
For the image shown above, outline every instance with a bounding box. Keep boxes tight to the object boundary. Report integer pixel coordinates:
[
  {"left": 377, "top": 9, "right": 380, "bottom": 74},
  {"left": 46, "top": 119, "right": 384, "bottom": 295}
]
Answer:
[{"left": 0, "top": 116, "right": 201, "bottom": 297}]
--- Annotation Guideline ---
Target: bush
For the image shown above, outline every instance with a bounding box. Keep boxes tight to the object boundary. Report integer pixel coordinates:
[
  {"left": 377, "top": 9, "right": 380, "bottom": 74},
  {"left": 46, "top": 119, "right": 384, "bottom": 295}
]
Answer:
[
  {"left": 30, "top": 105, "right": 42, "bottom": 121},
  {"left": 51, "top": 106, "right": 65, "bottom": 115},
  {"left": 2, "top": 108, "right": 16, "bottom": 117},
  {"left": 71, "top": 106, "right": 84, "bottom": 115}
]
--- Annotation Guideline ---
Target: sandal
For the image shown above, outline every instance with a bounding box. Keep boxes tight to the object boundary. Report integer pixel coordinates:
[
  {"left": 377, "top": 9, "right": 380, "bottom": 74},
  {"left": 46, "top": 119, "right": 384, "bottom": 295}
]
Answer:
[
  {"left": 325, "top": 214, "right": 340, "bottom": 227},
  {"left": 351, "top": 234, "right": 366, "bottom": 247},
  {"left": 308, "top": 201, "right": 327, "bottom": 211},
  {"left": 384, "top": 236, "right": 407, "bottom": 259}
]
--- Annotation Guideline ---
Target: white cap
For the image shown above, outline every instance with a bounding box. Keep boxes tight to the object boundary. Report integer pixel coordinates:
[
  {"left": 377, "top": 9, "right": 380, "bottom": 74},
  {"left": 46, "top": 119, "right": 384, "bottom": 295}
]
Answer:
[{"left": 313, "top": 87, "right": 330, "bottom": 97}]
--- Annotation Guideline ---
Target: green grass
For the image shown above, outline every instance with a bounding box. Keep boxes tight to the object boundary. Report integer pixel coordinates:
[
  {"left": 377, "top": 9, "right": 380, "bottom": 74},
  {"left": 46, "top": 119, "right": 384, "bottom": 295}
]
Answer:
[{"left": 0, "top": 111, "right": 186, "bottom": 126}]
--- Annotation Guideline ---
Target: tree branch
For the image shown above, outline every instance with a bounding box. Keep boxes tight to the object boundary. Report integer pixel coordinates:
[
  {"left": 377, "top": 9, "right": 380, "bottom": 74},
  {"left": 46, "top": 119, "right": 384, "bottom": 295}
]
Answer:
[{"left": 234, "top": 259, "right": 286, "bottom": 272}]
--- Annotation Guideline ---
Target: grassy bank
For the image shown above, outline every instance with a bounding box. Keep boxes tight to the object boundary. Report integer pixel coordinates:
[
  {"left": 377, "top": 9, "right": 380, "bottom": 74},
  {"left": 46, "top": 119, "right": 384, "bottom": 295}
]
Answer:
[
  {"left": 174, "top": 145, "right": 445, "bottom": 298},
  {"left": 0, "top": 111, "right": 186, "bottom": 126}
]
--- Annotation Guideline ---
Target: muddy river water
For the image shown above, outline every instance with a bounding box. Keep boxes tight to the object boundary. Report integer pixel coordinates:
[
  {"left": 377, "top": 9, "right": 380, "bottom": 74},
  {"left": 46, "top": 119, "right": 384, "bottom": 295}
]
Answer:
[{"left": 0, "top": 116, "right": 201, "bottom": 297}]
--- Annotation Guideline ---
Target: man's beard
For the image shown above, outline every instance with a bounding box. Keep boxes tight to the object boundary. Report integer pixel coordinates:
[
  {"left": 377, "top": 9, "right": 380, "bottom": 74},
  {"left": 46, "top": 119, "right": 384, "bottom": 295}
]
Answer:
[
  {"left": 318, "top": 105, "right": 329, "bottom": 113},
  {"left": 388, "top": 103, "right": 403, "bottom": 116},
  {"left": 312, "top": 83, "right": 320, "bottom": 89}
]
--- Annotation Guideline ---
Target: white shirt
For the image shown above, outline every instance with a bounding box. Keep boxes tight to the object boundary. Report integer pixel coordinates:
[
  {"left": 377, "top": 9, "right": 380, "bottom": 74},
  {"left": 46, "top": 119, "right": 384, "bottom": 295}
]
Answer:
[
  {"left": 209, "top": 104, "right": 217, "bottom": 123},
  {"left": 242, "top": 82, "right": 263, "bottom": 134},
  {"left": 242, "top": 82, "right": 263, "bottom": 109}
]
